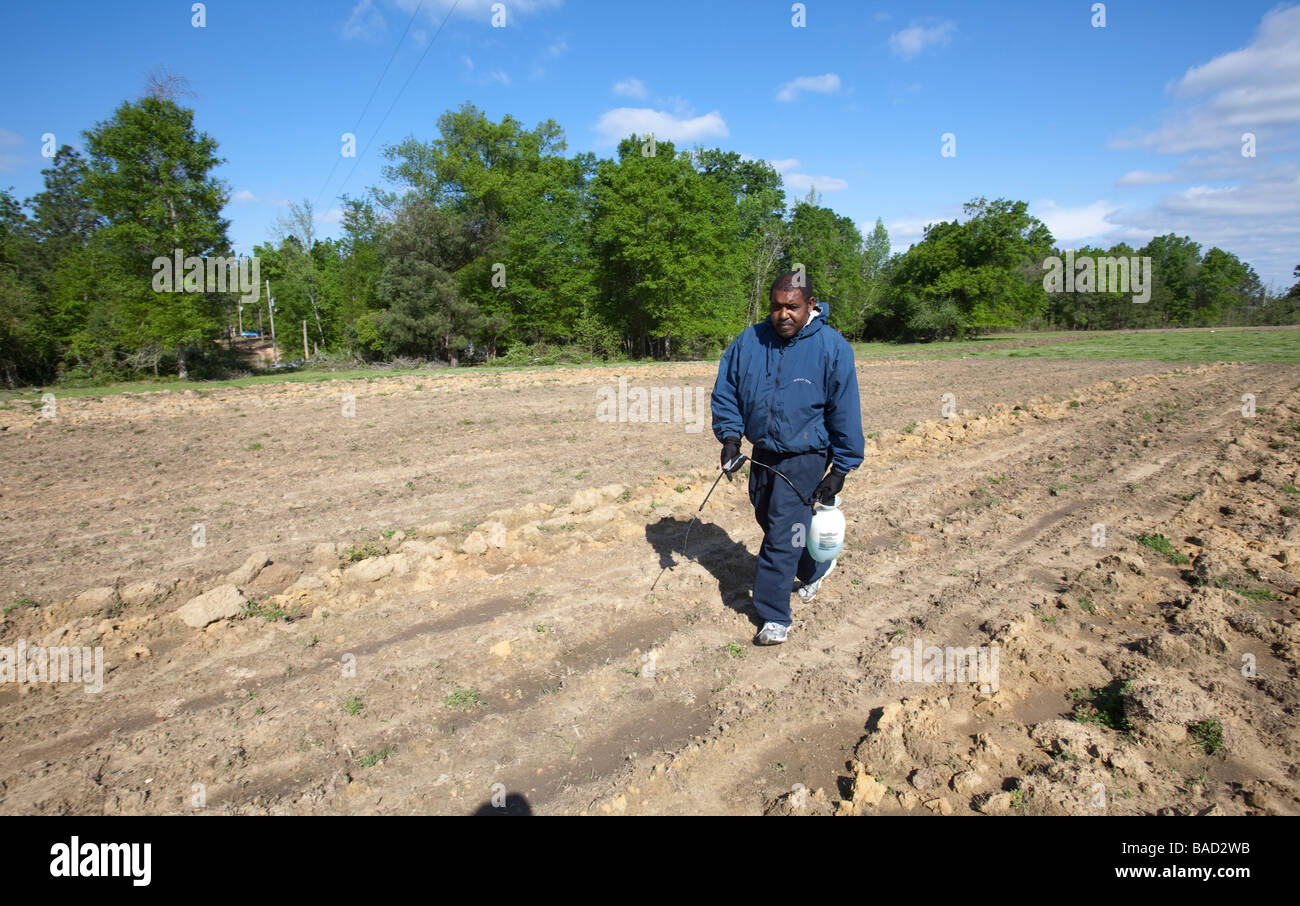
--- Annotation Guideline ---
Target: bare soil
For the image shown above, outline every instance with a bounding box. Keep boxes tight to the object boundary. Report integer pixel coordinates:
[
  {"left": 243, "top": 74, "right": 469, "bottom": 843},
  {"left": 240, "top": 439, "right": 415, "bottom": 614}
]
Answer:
[{"left": 1, "top": 357, "right": 1296, "bottom": 815}]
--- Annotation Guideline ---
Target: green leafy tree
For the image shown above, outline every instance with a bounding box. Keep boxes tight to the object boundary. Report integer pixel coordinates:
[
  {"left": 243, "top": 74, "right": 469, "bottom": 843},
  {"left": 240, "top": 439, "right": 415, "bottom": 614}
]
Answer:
[
  {"left": 1194, "top": 247, "right": 1252, "bottom": 326},
  {"left": 383, "top": 102, "right": 586, "bottom": 355},
  {"left": 783, "top": 193, "right": 866, "bottom": 336},
  {"left": 273, "top": 200, "right": 330, "bottom": 348},
  {"left": 590, "top": 136, "right": 746, "bottom": 357},
  {"left": 82, "top": 95, "right": 232, "bottom": 378},
  {"left": 887, "top": 198, "right": 1053, "bottom": 339},
  {"left": 337, "top": 194, "right": 388, "bottom": 357},
  {"left": 0, "top": 188, "right": 48, "bottom": 386},
  {"left": 374, "top": 197, "right": 477, "bottom": 364},
  {"left": 853, "top": 218, "right": 892, "bottom": 338},
  {"left": 695, "top": 149, "right": 787, "bottom": 327},
  {"left": 1140, "top": 234, "right": 1200, "bottom": 327}
]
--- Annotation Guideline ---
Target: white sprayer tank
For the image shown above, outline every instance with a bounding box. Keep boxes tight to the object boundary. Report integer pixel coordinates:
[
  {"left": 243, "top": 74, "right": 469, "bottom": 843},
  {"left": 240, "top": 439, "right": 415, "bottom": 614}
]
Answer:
[{"left": 807, "top": 494, "right": 845, "bottom": 562}]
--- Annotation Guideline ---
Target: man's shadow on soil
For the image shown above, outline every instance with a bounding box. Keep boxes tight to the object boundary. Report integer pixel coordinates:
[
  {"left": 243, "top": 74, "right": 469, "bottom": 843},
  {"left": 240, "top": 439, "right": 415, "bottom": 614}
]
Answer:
[{"left": 644, "top": 516, "right": 764, "bottom": 627}]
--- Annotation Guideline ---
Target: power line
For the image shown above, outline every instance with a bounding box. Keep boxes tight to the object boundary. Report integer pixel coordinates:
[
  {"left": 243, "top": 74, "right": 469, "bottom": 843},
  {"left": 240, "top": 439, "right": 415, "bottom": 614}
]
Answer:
[
  {"left": 312, "top": 0, "right": 430, "bottom": 212},
  {"left": 333, "top": 0, "right": 460, "bottom": 205}
]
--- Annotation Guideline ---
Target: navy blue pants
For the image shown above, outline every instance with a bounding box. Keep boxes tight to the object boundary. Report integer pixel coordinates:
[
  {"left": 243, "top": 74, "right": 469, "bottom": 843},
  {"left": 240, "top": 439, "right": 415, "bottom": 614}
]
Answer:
[{"left": 747, "top": 446, "right": 834, "bottom": 626}]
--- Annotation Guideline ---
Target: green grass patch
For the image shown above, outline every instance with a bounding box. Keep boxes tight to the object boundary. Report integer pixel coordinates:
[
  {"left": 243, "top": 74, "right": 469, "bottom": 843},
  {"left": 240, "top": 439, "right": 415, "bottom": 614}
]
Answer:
[
  {"left": 1069, "top": 679, "right": 1132, "bottom": 732},
  {"left": 4, "top": 596, "right": 43, "bottom": 615},
  {"left": 356, "top": 745, "right": 396, "bottom": 767},
  {"left": 243, "top": 595, "right": 296, "bottom": 621},
  {"left": 1137, "top": 532, "right": 1191, "bottom": 565},
  {"left": 849, "top": 328, "right": 1300, "bottom": 364},
  {"left": 343, "top": 541, "right": 385, "bottom": 562},
  {"left": 444, "top": 687, "right": 483, "bottom": 711},
  {"left": 1188, "top": 719, "right": 1224, "bottom": 756},
  {"left": 977, "top": 328, "right": 1300, "bottom": 364}
]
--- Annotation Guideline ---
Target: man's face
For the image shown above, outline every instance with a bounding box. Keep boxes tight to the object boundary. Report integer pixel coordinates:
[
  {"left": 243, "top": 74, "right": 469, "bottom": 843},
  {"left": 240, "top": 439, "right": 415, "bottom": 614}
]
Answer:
[{"left": 769, "top": 288, "right": 811, "bottom": 339}]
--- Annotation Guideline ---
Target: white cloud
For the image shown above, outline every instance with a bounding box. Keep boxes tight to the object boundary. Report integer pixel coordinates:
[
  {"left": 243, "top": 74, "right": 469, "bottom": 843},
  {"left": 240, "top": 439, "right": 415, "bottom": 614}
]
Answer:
[
  {"left": 613, "top": 77, "right": 648, "bottom": 99},
  {"left": 764, "top": 156, "right": 846, "bottom": 192},
  {"left": 233, "top": 189, "right": 258, "bottom": 203},
  {"left": 1160, "top": 172, "right": 1300, "bottom": 218},
  {"left": 0, "top": 128, "right": 21, "bottom": 147},
  {"left": 544, "top": 38, "right": 568, "bottom": 58},
  {"left": 1110, "top": 5, "right": 1300, "bottom": 154},
  {"left": 1100, "top": 7, "right": 1300, "bottom": 286},
  {"left": 775, "top": 73, "right": 842, "bottom": 102},
  {"left": 462, "top": 54, "right": 474, "bottom": 70},
  {"left": 1032, "top": 200, "right": 1122, "bottom": 243},
  {"left": 1116, "top": 170, "right": 1178, "bottom": 186},
  {"left": 486, "top": 70, "right": 510, "bottom": 87},
  {"left": 593, "top": 107, "right": 729, "bottom": 145},
  {"left": 315, "top": 208, "right": 344, "bottom": 225},
  {"left": 783, "top": 172, "right": 848, "bottom": 192},
  {"left": 398, "top": 0, "right": 564, "bottom": 21},
  {"left": 1117, "top": 164, "right": 1300, "bottom": 288},
  {"left": 886, "top": 212, "right": 958, "bottom": 252},
  {"left": 341, "top": 0, "right": 387, "bottom": 41},
  {"left": 888, "top": 201, "right": 1124, "bottom": 252},
  {"left": 889, "top": 19, "right": 955, "bottom": 61}
]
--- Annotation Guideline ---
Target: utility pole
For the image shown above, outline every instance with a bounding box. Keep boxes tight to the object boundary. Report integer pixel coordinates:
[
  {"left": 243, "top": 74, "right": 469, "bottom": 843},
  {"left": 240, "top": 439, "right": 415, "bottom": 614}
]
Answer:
[{"left": 267, "top": 279, "right": 279, "bottom": 365}]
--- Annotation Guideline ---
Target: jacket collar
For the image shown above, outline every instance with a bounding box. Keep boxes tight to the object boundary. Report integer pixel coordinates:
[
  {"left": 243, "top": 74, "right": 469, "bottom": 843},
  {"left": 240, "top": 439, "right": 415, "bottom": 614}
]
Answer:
[
  {"left": 757, "top": 305, "right": 825, "bottom": 344},
  {"left": 788, "top": 305, "right": 824, "bottom": 343}
]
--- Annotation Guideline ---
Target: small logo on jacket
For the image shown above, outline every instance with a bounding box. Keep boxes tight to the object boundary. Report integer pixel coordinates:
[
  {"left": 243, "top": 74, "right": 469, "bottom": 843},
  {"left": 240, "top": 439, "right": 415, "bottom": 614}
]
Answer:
[{"left": 792, "top": 377, "right": 812, "bottom": 385}]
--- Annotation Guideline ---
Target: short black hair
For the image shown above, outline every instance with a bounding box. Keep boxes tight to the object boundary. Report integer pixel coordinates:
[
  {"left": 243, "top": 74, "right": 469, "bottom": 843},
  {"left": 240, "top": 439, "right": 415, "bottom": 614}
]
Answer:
[{"left": 769, "top": 270, "right": 813, "bottom": 303}]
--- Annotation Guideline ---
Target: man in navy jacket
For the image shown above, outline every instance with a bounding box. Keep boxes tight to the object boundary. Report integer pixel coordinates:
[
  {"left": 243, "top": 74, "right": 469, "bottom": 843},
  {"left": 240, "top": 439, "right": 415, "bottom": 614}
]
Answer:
[{"left": 711, "top": 271, "right": 865, "bottom": 645}]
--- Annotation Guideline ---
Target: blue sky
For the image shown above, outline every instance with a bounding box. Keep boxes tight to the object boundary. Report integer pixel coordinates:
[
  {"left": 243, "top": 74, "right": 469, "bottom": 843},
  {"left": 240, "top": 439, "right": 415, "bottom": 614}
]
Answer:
[{"left": 2, "top": 0, "right": 1297, "bottom": 289}]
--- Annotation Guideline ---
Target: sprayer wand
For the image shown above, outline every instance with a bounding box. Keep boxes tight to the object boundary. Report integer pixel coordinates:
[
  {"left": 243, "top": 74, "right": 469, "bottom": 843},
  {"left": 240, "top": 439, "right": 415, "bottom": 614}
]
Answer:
[{"left": 650, "top": 454, "right": 816, "bottom": 591}]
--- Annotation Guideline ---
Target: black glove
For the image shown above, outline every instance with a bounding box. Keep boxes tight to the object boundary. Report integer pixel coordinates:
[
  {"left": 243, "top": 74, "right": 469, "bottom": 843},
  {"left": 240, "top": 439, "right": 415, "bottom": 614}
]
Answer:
[
  {"left": 721, "top": 437, "right": 743, "bottom": 474},
  {"left": 813, "top": 470, "right": 845, "bottom": 505}
]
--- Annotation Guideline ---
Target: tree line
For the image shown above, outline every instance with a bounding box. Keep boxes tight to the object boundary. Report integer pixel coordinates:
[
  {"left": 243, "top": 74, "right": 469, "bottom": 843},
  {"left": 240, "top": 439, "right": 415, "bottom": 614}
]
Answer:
[{"left": 2, "top": 95, "right": 1297, "bottom": 386}]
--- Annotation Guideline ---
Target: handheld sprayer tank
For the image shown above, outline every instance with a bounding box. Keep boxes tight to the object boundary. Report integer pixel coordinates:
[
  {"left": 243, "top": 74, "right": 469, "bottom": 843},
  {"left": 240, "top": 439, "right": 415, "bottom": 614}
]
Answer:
[{"left": 807, "top": 494, "right": 845, "bottom": 562}]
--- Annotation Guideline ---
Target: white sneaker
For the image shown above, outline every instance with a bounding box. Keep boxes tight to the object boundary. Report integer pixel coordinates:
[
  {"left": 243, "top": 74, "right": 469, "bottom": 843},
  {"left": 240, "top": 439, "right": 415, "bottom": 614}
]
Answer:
[
  {"left": 798, "top": 559, "right": 837, "bottom": 601},
  {"left": 755, "top": 621, "right": 790, "bottom": 645}
]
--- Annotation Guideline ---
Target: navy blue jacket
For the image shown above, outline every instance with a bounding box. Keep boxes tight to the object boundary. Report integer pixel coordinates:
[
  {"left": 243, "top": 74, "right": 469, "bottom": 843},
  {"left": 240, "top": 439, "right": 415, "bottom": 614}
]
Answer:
[{"left": 711, "top": 309, "right": 865, "bottom": 474}]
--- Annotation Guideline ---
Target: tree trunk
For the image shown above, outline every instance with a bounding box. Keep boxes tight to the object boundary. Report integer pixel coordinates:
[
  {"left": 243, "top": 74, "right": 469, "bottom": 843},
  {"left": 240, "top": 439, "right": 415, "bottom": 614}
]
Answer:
[
  {"left": 177, "top": 345, "right": 188, "bottom": 380},
  {"left": 308, "top": 291, "right": 326, "bottom": 344}
]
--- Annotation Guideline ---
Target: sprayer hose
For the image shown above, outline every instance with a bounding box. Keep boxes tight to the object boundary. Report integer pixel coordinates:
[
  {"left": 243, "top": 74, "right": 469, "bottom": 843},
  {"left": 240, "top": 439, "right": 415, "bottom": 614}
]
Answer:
[{"left": 703, "top": 453, "right": 815, "bottom": 511}]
